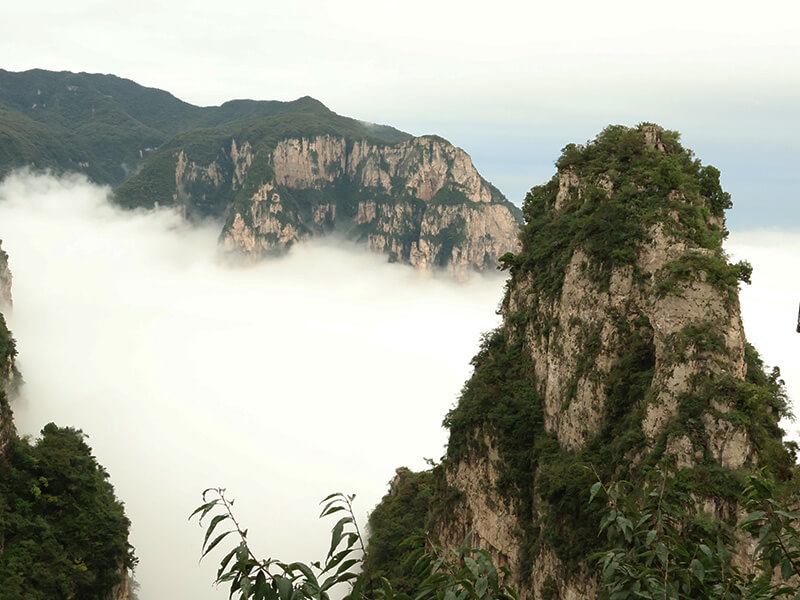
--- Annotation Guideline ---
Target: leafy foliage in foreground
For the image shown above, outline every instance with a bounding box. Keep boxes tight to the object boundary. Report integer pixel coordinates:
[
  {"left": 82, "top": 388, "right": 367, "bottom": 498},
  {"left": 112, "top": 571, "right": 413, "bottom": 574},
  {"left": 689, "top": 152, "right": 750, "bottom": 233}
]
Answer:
[
  {"left": 0, "top": 423, "right": 135, "bottom": 600},
  {"left": 591, "top": 471, "right": 800, "bottom": 600},
  {"left": 192, "top": 490, "right": 517, "bottom": 600}
]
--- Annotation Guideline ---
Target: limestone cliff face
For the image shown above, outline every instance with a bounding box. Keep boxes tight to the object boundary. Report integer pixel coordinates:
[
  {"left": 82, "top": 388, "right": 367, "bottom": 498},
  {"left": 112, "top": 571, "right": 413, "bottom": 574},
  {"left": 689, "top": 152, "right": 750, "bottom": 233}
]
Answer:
[
  {"left": 105, "top": 564, "right": 130, "bottom": 600},
  {"left": 0, "top": 240, "right": 12, "bottom": 309},
  {"left": 268, "top": 136, "right": 497, "bottom": 203},
  {"left": 0, "top": 241, "right": 16, "bottom": 454},
  {"left": 416, "top": 125, "right": 792, "bottom": 599},
  {"left": 159, "top": 134, "right": 519, "bottom": 273}
]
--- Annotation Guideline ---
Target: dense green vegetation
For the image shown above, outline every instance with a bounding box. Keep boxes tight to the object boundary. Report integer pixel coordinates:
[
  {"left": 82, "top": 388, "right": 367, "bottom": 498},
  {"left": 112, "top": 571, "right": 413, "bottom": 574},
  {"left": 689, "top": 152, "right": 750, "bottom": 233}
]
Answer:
[
  {"left": 0, "top": 311, "right": 19, "bottom": 449},
  {"left": 0, "top": 68, "right": 409, "bottom": 188},
  {"left": 364, "top": 124, "right": 796, "bottom": 592},
  {"left": 2, "top": 69, "right": 519, "bottom": 271},
  {"left": 362, "top": 469, "right": 436, "bottom": 596},
  {"left": 500, "top": 124, "right": 742, "bottom": 298},
  {"left": 591, "top": 471, "right": 800, "bottom": 599},
  {"left": 194, "top": 490, "right": 516, "bottom": 600},
  {"left": 0, "top": 302, "right": 133, "bottom": 599},
  {"left": 0, "top": 424, "right": 135, "bottom": 599}
]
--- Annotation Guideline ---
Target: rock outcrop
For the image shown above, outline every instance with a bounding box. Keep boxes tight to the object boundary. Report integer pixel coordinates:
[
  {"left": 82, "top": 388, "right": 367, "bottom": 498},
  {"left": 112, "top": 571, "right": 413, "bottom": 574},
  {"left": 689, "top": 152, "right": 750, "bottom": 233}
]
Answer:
[
  {"left": 365, "top": 124, "right": 794, "bottom": 599},
  {"left": 145, "top": 134, "right": 520, "bottom": 274},
  {"left": 0, "top": 241, "right": 16, "bottom": 453},
  {"left": 0, "top": 240, "right": 11, "bottom": 309}
]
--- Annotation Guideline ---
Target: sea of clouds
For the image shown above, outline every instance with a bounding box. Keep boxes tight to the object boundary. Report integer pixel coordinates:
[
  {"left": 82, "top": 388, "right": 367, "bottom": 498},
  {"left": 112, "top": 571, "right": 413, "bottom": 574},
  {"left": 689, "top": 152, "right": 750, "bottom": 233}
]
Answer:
[
  {"left": 0, "top": 171, "right": 795, "bottom": 599},
  {"left": 0, "top": 172, "right": 506, "bottom": 600}
]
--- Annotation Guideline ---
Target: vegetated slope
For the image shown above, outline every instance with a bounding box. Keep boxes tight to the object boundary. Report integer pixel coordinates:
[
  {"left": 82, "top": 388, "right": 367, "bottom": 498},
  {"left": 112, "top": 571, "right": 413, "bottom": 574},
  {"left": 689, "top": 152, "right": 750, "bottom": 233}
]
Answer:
[
  {"left": 363, "top": 124, "right": 796, "bottom": 598},
  {"left": 114, "top": 95, "right": 519, "bottom": 273},
  {"left": 0, "top": 68, "right": 195, "bottom": 183},
  {"left": 0, "top": 69, "right": 410, "bottom": 186},
  {"left": 0, "top": 244, "right": 135, "bottom": 600},
  {"left": 0, "top": 68, "right": 520, "bottom": 272}
]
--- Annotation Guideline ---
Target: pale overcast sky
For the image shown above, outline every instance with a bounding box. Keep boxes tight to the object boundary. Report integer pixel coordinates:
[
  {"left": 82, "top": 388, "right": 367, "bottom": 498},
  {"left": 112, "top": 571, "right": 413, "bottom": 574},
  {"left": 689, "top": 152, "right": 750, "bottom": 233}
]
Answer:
[{"left": 4, "top": 0, "right": 799, "bottom": 228}]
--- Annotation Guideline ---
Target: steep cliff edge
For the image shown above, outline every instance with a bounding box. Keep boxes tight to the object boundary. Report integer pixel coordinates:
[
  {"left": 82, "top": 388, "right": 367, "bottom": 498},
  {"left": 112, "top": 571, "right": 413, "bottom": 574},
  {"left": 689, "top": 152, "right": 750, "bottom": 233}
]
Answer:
[
  {"left": 0, "top": 241, "right": 12, "bottom": 309},
  {"left": 0, "top": 247, "right": 133, "bottom": 600},
  {"left": 119, "top": 130, "right": 520, "bottom": 273},
  {"left": 1, "top": 68, "right": 520, "bottom": 272},
  {"left": 0, "top": 241, "right": 17, "bottom": 452},
  {"left": 365, "top": 124, "right": 795, "bottom": 598}
]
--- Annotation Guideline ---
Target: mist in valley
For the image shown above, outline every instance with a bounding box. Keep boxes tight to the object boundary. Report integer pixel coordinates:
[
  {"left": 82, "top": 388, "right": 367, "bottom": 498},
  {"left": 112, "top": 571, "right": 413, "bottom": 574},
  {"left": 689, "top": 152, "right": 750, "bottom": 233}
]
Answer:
[
  {"left": 0, "top": 172, "right": 506, "bottom": 600},
  {"left": 0, "top": 171, "right": 795, "bottom": 599}
]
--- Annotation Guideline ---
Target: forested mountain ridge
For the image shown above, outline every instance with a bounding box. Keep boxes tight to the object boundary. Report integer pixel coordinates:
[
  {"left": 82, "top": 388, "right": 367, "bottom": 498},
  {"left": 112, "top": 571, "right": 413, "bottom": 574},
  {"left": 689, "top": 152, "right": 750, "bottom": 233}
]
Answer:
[
  {"left": 0, "top": 69, "right": 520, "bottom": 272},
  {"left": 363, "top": 124, "right": 797, "bottom": 598}
]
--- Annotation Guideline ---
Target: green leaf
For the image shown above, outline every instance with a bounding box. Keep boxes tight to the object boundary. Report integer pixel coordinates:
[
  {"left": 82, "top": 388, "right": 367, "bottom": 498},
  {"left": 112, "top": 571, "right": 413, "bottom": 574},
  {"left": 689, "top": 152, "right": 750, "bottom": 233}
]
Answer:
[
  {"left": 202, "top": 531, "right": 233, "bottom": 558},
  {"left": 645, "top": 530, "right": 657, "bottom": 547},
  {"left": 328, "top": 518, "right": 349, "bottom": 558},
  {"left": 380, "top": 577, "right": 394, "bottom": 600},
  {"left": 475, "top": 577, "right": 488, "bottom": 598},
  {"left": 287, "top": 561, "right": 318, "bottom": 587},
  {"left": 335, "top": 558, "right": 359, "bottom": 576},
  {"left": 204, "top": 514, "right": 230, "bottom": 549},
  {"left": 655, "top": 543, "right": 668, "bottom": 566},
  {"left": 689, "top": 558, "right": 704, "bottom": 583},
  {"left": 590, "top": 481, "right": 602, "bottom": 503},
  {"left": 741, "top": 510, "right": 766, "bottom": 526},
  {"left": 276, "top": 575, "right": 294, "bottom": 600},
  {"left": 253, "top": 572, "right": 268, "bottom": 599},
  {"left": 464, "top": 556, "right": 480, "bottom": 578},
  {"left": 217, "top": 547, "right": 238, "bottom": 579},
  {"left": 190, "top": 499, "right": 220, "bottom": 521},
  {"left": 320, "top": 505, "right": 347, "bottom": 518}
]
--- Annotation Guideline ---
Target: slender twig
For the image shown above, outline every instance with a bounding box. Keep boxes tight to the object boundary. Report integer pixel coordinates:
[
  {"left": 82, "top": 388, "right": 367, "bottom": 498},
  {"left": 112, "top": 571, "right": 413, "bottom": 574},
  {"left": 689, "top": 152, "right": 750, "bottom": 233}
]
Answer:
[
  {"left": 343, "top": 494, "right": 367, "bottom": 558},
  {"left": 214, "top": 488, "right": 276, "bottom": 581}
]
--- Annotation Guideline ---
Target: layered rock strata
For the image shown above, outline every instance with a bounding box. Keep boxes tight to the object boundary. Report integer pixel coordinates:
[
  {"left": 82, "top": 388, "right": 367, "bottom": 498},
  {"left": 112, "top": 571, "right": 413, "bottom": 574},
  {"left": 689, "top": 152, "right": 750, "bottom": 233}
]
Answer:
[
  {"left": 127, "top": 135, "right": 521, "bottom": 273},
  {"left": 0, "top": 240, "right": 11, "bottom": 308}
]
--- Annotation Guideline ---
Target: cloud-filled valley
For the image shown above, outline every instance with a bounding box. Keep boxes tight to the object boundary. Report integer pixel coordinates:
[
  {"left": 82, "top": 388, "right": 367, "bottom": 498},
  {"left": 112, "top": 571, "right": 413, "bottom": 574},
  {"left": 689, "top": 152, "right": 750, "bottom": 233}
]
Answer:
[
  {"left": 0, "top": 172, "right": 506, "bottom": 600},
  {"left": 0, "top": 171, "right": 796, "bottom": 600}
]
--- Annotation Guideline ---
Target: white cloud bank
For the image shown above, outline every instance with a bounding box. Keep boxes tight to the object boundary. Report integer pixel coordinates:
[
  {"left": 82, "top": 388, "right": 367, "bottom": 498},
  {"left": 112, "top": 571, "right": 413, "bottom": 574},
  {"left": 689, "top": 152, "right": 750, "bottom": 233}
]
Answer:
[
  {"left": 727, "top": 232, "right": 800, "bottom": 440},
  {"left": 0, "top": 173, "right": 796, "bottom": 599},
  {"left": 0, "top": 172, "right": 505, "bottom": 600}
]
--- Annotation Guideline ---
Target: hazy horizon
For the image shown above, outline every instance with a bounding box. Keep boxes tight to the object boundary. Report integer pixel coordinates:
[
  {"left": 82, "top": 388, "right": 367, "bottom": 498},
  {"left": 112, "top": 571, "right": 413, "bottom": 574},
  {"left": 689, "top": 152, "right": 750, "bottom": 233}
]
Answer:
[{"left": 3, "top": 0, "right": 798, "bottom": 229}]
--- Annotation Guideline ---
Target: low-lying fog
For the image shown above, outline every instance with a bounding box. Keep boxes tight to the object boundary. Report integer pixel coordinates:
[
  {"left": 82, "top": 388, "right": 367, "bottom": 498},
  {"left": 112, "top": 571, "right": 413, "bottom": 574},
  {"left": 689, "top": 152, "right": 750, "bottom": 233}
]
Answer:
[
  {"left": 0, "top": 172, "right": 506, "bottom": 599},
  {"left": 0, "top": 172, "right": 796, "bottom": 600}
]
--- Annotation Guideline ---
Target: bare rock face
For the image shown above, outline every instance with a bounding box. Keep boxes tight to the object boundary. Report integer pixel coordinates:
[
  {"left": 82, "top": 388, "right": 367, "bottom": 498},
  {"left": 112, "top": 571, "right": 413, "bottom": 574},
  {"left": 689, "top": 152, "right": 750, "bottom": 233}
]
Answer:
[
  {"left": 0, "top": 240, "right": 12, "bottom": 309},
  {"left": 105, "top": 564, "right": 130, "bottom": 600},
  {"left": 222, "top": 134, "right": 520, "bottom": 273},
  {"left": 0, "top": 241, "right": 15, "bottom": 454},
  {"left": 418, "top": 124, "right": 793, "bottom": 599},
  {"left": 156, "top": 133, "right": 520, "bottom": 273}
]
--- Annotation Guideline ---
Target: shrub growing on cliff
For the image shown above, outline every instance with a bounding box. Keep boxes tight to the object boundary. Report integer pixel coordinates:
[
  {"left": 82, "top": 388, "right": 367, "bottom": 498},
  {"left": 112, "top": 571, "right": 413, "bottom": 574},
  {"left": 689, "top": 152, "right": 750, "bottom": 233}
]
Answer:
[
  {"left": 192, "top": 489, "right": 517, "bottom": 600},
  {"left": 0, "top": 423, "right": 135, "bottom": 600},
  {"left": 590, "top": 471, "right": 800, "bottom": 600}
]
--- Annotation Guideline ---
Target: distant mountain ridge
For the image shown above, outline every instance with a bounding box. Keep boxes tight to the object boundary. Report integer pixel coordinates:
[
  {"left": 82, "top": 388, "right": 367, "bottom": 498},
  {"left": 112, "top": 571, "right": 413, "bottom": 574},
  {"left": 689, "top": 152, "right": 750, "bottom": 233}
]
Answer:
[
  {"left": 0, "top": 69, "right": 520, "bottom": 272},
  {"left": 0, "top": 69, "right": 408, "bottom": 185}
]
